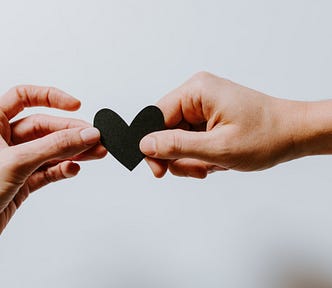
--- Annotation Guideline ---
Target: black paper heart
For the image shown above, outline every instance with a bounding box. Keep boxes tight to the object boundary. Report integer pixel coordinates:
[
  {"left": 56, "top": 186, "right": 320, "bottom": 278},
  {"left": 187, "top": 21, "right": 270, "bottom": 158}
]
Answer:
[{"left": 93, "top": 106, "right": 165, "bottom": 171}]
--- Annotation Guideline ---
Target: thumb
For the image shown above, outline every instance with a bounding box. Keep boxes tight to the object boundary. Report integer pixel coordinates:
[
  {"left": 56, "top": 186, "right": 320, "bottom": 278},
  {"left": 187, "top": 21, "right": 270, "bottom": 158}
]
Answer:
[
  {"left": 140, "top": 129, "right": 217, "bottom": 162},
  {"left": 9, "top": 127, "right": 100, "bottom": 177}
]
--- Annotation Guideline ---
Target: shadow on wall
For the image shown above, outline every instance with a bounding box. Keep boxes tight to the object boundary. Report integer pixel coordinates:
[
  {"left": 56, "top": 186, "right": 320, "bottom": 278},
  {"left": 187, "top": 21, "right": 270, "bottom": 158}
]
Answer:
[
  {"left": 285, "top": 273, "right": 332, "bottom": 288},
  {"left": 267, "top": 251, "right": 332, "bottom": 288}
]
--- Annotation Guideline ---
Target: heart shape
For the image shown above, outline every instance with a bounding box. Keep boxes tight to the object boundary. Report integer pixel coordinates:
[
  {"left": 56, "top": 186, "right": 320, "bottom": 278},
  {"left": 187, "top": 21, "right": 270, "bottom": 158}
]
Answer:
[{"left": 93, "top": 106, "right": 165, "bottom": 171}]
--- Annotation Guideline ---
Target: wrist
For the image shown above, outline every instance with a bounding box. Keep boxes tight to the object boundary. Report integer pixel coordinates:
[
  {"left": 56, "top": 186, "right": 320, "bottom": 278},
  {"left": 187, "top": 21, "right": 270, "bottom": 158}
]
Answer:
[{"left": 281, "top": 99, "right": 332, "bottom": 159}]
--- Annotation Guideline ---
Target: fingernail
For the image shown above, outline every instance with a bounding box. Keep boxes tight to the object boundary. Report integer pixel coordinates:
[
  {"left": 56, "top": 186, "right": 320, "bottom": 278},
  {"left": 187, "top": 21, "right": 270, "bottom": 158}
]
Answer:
[
  {"left": 80, "top": 128, "right": 100, "bottom": 144},
  {"left": 140, "top": 136, "right": 156, "bottom": 155}
]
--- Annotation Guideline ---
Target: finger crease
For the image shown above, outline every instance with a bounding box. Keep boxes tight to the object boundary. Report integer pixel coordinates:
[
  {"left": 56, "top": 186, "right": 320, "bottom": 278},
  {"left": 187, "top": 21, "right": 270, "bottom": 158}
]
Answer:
[
  {"left": 22, "top": 87, "right": 32, "bottom": 107},
  {"left": 43, "top": 170, "right": 53, "bottom": 184},
  {"left": 45, "top": 88, "right": 52, "bottom": 107}
]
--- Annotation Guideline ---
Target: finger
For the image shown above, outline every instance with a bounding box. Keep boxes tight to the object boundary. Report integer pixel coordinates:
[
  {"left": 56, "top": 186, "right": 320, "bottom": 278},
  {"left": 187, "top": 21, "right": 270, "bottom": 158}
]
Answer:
[
  {"left": 140, "top": 129, "right": 222, "bottom": 163},
  {"left": 9, "top": 127, "right": 100, "bottom": 177},
  {"left": 12, "top": 184, "right": 30, "bottom": 209},
  {"left": 34, "top": 144, "right": 107, "bottom": 168},
  {"left": 0, "top": 202, "right": 17, "bottom": 234},
  {"left": 169, "top": 159, "right": 228, "bottom": 178},
  {"left": 11, "top": 115, "right": 107, "bottom": 161},
  {"left": 33, "top": 144, "right": 107, "bottom": 166},
  {"left": 144, "top": 157, "right": 168, "bottom": 178},
  {"left": 11, "top": 114, "right": 90, "bottom": 144},
  {"left": 169, "top": 159, "right": 208, "bottom": 178},
  {"left": 1, "top": 160, "right": 82, "bottom": 234},
  {"left": 0, "top": 136, "right": 8, "bottom": 149},
  {"left": 157, "top": 72, "right": 216, "bottom": 128},
  {"left": 0, "top": 85, "right": 81, "bottom": 120},
  {"left": 71, "top": 143, "right": 107, "bottom": 161},
  {"left": 0, "top": 110, "right": 10, "bottom": 147},
  {"left": 27, "top": 161, "right": 80, "bottom": 193}
]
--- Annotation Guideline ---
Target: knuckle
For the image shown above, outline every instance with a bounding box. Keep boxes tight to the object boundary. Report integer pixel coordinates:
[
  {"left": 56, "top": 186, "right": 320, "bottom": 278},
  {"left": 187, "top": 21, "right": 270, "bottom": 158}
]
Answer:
[
  {"left": 43, "top": 170, "right": 54, "bottom": 184},
  {"left": 189, "top": 72, "right": 231, "bottom": 92},
  {"left": 164, "top": 131, "right": 182, "bottom": 156},
  {"left": 0, "top": 109, "right": 7, "bottom": 122},
  {"left": 48, "top": 86, "right": 57, "bottom": 93},
  {"left": 53, "top": 132, "right": 74, "bottom": 153},
  {"left": 44, "top": 166, "right": 64, "bottom": 184},
  {"left": 184, "top": 71, "right": 216, "bottom": 98},
  {"left": 30, "top": 113, "right": 44, "bottom": 127},
  {"left": 12, "top": 85, "right": 30, "bottom": 96},
  {"left": 46, "top": 86, "right": 61, "bottom": 100},
  {"left": 45, "top": 86, "right": 54, "bottom": 95},
  {"left": 8, "top": 85, "right": 33, "bottom": 103},
  {"left": 0, "top": 110, "right": 10, "bottom": 141},
  {"left": 193, "top": 71, "right": 212, "bottom": 80},
  {"left": 12, "top": 84, "right": 26, "bottom": 90},
  {"left": 190, "top": 71, "right": 213, "bottom": 87},
  {"left": 11, "top": 85, "right": 33, "bottom": 107},
  {"left": 10, "top": 85, "right": 23, "bottom": 93}
]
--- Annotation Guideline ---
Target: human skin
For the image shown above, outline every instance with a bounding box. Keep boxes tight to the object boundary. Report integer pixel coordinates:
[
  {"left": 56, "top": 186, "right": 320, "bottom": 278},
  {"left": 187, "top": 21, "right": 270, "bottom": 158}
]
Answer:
[
  {"left": 0, "top": 85, "right": 107, "bottom": 234},
  {"left": 140, "top": 72, "right": 332, "bottom": 178}
]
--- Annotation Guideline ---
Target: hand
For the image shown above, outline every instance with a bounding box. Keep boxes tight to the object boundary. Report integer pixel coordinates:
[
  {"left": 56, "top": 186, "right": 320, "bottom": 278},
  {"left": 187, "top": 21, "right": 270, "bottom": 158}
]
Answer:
[
  {"left": 0, "top": 85, "right": 107, "bottom": 234},
  {"left": 140, "top": 72, "right": 332, "bottom": 178}
]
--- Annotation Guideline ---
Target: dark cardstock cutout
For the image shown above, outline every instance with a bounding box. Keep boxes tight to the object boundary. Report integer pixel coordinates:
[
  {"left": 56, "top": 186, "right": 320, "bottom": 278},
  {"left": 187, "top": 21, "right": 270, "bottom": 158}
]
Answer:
[{"left": 94, "top": 106, "right": 165, "bottom": 171}]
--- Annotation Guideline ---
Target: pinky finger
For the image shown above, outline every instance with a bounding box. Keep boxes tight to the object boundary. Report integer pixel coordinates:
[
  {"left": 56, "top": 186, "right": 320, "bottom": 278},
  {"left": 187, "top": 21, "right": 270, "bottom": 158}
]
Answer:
[{"left": 27, "top": 161, "right": 80, "bottom": 193}]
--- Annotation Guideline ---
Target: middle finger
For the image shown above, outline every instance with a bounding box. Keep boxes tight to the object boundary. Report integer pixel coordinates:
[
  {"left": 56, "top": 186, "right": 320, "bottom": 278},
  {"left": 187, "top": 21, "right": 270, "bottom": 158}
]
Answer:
[{"left": 11, "top": 114, "right": 90, "bottom": 144}]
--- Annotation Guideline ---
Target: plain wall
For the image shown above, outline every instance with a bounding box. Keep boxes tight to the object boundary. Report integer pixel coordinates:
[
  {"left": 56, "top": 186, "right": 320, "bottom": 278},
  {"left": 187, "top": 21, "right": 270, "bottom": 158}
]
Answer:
[{"left": 1, "top": 1, "right": 332, "bottom": 287}]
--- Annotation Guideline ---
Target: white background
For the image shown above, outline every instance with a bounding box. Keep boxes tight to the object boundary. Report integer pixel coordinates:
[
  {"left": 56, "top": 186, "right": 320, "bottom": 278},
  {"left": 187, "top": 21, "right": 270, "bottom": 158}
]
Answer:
[{"left": 0, "top": 1, "right": 332, "bottom": 287}]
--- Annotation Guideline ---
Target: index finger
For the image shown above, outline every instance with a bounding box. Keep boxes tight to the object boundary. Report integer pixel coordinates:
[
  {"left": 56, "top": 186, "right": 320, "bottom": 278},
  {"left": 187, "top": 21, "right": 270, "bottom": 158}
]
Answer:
[
  {"left": 0, "top": 85, "right": 81, "bottom": 120},
  {"left": 157, "top": 72, "right": 211, "bottom": 128}
]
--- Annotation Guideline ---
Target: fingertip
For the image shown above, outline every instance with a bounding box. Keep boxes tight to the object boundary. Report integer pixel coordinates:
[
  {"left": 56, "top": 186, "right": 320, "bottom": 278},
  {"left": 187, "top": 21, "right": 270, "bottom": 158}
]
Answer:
[
  {"left": 47, "top": 87, "right": 81, "bottom": 111},
  {"left": 62, "top": 161, "right": 80, "bottom": 178},
  {"left": 71, "top": 99, "right": 81, "bottom": 111},
  {"left": 140, "top": 135, "right": 156, "bottom": 156},
  {"left": 64, "top": 95, "right": 81, "bottom": 111},
  {"left": 193, "top": 170, "right": 208, "bottom": 179},
  {"left": 97, "top": 144, "right": 108, "bottom": 158},
  {"left": 80, "top": 127, "right": 100, "bottom": 145},
  {"left": 49, "top": 87, "right": 81, "bottom": 111},
  {"left": 145, "top": 157, "right": 168, "bottom": 178}
]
